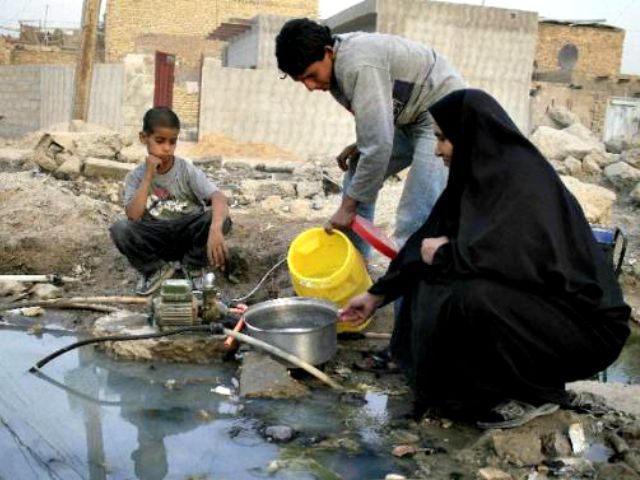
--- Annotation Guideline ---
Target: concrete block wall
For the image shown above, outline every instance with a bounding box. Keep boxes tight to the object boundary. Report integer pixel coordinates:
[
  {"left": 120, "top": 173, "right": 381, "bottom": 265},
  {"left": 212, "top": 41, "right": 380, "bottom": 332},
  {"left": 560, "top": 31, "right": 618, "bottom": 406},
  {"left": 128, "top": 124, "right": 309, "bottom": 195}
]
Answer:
[
  {"left": 226, "top": 28, "right": 260, "bottom": 69},
  {"left": 535, "top": 24, "right": 624, "bottom": 78},
  {"left": 105, "top": 0, "right": 317, "bottom": 62},
  {"left": 226, "top": 15, "right": 290, "bottom": 70},
  {"left": 199, "top": 58, "right": 355, "bottom": 157},
  {"left": 88, "top": 64, "right": 125, "bottom": 132},
  {"left": 0, "top": 66, "right": 42, "bottom": 137},
  {"left": 122, "top": 54, "right": 154, "bottom": 137},
  {"left": 0, "top": 62, "right": 132, "bottom": 138},
  {"left": 375, "top": 0, "right": 538, "bottom": 133}
]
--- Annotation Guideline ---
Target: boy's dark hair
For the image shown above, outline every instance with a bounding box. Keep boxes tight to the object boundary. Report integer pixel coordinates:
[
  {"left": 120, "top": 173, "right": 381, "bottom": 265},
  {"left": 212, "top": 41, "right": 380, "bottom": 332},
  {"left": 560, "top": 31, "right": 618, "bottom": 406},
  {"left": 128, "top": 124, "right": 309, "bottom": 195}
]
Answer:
[
  {"left": 276, "top": 18, "right": 333, "bottom": 77},
  {"left": 142, "top": 107, "right": 180, "bottom": 134}
]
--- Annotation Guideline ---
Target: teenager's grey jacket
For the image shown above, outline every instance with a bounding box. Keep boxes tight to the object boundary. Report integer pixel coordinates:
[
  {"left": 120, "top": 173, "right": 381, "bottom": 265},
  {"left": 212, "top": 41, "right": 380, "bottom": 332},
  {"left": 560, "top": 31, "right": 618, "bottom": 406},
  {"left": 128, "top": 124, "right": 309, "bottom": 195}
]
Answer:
[{"left": 329, "top": 32, "right": 465, "bottom": 204}]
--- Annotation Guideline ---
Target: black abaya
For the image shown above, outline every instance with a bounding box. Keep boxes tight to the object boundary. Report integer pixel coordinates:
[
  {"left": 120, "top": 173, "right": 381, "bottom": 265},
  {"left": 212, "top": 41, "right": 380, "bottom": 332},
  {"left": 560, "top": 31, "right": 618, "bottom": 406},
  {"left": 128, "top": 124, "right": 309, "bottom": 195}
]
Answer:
[{"left": 369, "top": 89, "right": 630, "bottom": 412}]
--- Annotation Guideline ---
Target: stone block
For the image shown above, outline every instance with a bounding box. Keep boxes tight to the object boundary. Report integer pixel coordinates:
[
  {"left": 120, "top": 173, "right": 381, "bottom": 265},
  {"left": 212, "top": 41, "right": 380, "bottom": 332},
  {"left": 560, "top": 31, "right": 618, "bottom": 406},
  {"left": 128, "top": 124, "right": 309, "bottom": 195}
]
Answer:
[
  {"left": 84, "top": 158, "right": 136, "bottom": 179},
  {"left": 54, "top": 154, "right": 83, "bottom": 180},
  {"left": 491, "top": 430, "right": 544, "bottom": 467},
  {"left": 239, "top": 351, "right": 308, "bottom": 399},
  {"left": 530, "top": 126, "right": 599, "bottom": 161},
  {"left": 604, "top": 162, "right": 640, "bottom": 190},
  {"left": 561, "top": 176, "right": 616, "bottom": 224}
]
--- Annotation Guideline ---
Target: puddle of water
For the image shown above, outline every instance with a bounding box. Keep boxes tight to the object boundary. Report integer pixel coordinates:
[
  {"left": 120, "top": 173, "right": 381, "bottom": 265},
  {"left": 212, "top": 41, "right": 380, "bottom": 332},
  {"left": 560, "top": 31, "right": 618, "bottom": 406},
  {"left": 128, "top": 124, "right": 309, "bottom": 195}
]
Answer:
[
  {"left": 0, "top": 328, "right": 411, "bottom": 479},
  {"left": 606, "top": 324, "right": 640, "bottom": 384}
]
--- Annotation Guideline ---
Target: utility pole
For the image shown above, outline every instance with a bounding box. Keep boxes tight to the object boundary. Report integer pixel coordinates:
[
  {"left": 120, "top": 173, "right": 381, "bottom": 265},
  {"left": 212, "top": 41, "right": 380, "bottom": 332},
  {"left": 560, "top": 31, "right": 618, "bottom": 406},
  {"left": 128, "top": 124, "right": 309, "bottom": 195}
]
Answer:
[{"left": 72, "top": 0, "right": 101, "bottom": 121}]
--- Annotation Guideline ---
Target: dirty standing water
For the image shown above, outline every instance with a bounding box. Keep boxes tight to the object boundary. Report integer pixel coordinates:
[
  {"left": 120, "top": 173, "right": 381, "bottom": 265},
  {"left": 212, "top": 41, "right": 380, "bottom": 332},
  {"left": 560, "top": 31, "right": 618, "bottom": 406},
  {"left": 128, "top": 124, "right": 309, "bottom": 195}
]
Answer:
[{"left": 0, "top": 328, "right": 414, "bottom": 479}]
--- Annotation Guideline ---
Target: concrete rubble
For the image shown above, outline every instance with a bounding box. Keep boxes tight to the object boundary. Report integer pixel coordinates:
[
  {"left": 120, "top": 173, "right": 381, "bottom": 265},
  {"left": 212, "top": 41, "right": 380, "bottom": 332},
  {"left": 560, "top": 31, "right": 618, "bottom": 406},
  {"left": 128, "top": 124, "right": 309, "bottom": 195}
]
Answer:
[{"left": 0, "top": 113, "right": 639, "bottom": 480}]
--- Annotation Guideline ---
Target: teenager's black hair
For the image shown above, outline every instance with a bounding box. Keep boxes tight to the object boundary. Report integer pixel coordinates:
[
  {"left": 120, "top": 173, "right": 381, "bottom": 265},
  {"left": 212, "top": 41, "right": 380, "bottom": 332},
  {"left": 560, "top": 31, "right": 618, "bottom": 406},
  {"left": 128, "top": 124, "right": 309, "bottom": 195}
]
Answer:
[
  {"left": 142, "top": 107, "right": 180, "bottom": 134},
  {"left": 275, "top": 18, "right": 333, "bottom": 77}
]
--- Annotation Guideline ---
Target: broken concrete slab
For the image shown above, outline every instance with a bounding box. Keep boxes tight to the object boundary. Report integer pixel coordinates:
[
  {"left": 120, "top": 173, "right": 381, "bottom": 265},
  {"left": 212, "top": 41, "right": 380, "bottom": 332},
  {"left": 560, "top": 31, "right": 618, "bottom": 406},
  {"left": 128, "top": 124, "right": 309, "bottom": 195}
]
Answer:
[
  {"left": 584, "top": 151, "right": 618, "bottom": 169},
  {"left": 53, "top": 153, "right": 83, "bottom": 180},
  {"left": 239, "top": 351, "right": 309, "bottom": 399},
  {"left": 84, "top": 158, "right": 136, "bottom": 179},
  {"left": 604, "top": 162, "right": 640, "bottom": 191},
  {"left": 116, "top": 144, "right": 146, "bottom": 164},
  {"left": 0, "top": 148, "right": 30, "bottom": 170},
  {"left": 564, "top": 156, "right": 582, "bottom": 177},
  {"left": 530, "top": 126, "right": 600, "bottom": 161},
  {"left": 241, "top": 179, "right": 297, "bottom": 200},
  {"left": 31, "top": 283, "right": 63, "bottom": 300},
  {"left": 0, "top": 279, "right": 26, "bottom": 297},
  {"left": 622, "top": 148, "right": 640, "bottom": 169},
  {"left": 569, "top": 381, "right": 640, "bottom": 418},
  {"left": 48, "top": 131, "right": 128, "bottom": 159},
  {"left": 582, "top": 155, "right": 602, "bottom": 176},
  {"left": 93, "top": 311, "right": 227, "bottom": 363},
  {"left": 547, "top": 105, "right": 580, "bottom": 128},
  {"left": 560, "top": 176, "right": 616, "bottom": 224}
]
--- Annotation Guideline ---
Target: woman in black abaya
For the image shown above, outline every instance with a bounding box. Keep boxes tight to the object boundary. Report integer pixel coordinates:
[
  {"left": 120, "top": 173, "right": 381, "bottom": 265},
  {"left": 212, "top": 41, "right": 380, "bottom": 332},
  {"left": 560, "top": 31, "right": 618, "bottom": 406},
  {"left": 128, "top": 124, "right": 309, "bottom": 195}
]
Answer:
[{"left": 340, "top": 89, "right": 630, "bottom": 428}]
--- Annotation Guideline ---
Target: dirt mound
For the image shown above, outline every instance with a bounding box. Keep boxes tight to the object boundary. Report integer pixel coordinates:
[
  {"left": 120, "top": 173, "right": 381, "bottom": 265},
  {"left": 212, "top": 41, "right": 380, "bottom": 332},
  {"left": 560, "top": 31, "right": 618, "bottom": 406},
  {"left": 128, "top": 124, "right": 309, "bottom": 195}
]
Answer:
[
  {"left": 182, "top": 132, "right": 300, "bottom": 161},
  {"left": 0, "top": 172, "right": 116, "bottom": 274}
]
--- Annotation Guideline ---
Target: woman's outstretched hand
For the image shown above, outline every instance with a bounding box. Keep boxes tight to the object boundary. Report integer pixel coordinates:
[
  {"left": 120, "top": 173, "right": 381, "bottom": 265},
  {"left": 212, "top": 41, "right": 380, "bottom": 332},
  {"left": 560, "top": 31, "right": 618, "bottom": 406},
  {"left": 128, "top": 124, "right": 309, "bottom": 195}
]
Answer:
[
  {"left": 421, "top": 236, "right": 450, "bottom": 265},
  {"left": 338, "top": 292, "right": 384, "bottom": 326}
]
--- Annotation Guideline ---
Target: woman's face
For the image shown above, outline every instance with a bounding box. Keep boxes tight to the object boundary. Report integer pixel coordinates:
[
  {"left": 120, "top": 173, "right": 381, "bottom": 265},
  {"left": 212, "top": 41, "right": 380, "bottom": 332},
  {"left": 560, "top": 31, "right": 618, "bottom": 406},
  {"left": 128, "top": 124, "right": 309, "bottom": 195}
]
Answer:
[{"left": 434, "top": 124, "right": 453, "bottom": 167}]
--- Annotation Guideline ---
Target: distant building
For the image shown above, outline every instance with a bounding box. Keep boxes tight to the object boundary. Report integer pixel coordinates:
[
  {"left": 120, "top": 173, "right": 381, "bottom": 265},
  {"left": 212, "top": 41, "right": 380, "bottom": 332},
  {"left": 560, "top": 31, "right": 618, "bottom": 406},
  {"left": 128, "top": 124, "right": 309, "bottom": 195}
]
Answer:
[
  {"left": 104, "top": 0, "right": 317, "bottom": 63},
  {"left": 534, "top": 20, "right": 625, "bottom": 80}
]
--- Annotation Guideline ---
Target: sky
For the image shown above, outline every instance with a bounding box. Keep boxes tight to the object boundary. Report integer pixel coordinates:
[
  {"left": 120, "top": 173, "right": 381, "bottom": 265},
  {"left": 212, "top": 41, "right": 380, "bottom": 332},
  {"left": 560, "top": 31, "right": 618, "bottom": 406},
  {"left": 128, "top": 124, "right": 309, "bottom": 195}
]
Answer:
[{"left": 0, "top": 0, "right": 638, "bottom": 73}]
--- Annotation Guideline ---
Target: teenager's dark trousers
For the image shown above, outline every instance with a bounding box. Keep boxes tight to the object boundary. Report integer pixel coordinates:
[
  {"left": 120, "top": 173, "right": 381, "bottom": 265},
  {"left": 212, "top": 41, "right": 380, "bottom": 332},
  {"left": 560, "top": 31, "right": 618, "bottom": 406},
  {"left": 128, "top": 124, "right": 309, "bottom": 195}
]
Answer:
[{"left": 110, "top": 210, "right": 232, "bottom": 275}]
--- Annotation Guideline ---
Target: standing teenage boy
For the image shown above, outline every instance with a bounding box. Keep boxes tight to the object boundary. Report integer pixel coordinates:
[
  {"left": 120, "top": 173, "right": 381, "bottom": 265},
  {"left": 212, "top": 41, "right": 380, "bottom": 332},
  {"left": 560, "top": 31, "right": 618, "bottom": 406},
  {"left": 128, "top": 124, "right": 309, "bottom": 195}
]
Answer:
[
  {"left": 110, "top": 107, "right": 231, "bottom": 295},
  {"left": 276, "top": 19, "right": 464, "bottom": 256}
]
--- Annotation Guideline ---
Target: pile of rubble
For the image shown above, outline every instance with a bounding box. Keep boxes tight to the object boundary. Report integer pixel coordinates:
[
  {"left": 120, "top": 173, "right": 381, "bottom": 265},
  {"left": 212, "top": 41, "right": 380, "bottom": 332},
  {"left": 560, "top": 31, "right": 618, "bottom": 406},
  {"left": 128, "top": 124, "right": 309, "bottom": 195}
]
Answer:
[{"left": 531, "top": 106, "right": 640, "bottom": 206}]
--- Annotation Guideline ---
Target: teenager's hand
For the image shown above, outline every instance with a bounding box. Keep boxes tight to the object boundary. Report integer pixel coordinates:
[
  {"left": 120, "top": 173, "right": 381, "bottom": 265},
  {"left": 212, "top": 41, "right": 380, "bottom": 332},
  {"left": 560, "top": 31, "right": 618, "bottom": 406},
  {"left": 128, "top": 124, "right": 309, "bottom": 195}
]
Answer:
[
  {"left": 421, "top": 236, "right": 449, "bottom": 265},
  {"left": 336, "top": 143, "right": 360, "bottom": 171},
  {"left": 145, "top": 155, "right": 163, "bottom": 178},
  {"left": 326, "top": 205, "right": 356, "bottom": 233},
  {"left": 339, "top": 292, "right": 383, "bottom": 326},
  {"left": 207, "top": 229, "right": 228, "bottom": 271}
]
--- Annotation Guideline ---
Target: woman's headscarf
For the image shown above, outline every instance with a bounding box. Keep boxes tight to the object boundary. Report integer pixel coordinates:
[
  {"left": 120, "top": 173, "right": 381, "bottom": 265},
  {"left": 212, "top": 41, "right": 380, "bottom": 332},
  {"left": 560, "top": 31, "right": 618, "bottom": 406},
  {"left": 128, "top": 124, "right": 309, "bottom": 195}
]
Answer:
[{"left": 395, "top": 89, "right": 625, "bottom": 310}]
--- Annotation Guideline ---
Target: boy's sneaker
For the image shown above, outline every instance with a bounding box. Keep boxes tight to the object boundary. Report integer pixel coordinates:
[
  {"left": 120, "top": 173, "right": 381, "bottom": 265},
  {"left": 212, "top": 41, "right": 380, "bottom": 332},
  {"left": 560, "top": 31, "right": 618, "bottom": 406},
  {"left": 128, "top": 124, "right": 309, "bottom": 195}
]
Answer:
[
  {"left": 476, "top": 400, "right": 559, "bottom": 430},
  {"left": 135, "top": 263, "right": 176, "bottom": 296}
]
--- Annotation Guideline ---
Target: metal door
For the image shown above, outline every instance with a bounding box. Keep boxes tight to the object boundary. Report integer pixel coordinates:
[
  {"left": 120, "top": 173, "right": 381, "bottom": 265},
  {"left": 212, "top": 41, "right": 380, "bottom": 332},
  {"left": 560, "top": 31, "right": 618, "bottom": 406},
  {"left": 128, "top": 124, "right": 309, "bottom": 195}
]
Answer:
[
  {"left": 154, "top": 51, "right": 175, "bottom": 108},
  {"left": 604, "top": 97, "right": 640, "bottom": 143}
]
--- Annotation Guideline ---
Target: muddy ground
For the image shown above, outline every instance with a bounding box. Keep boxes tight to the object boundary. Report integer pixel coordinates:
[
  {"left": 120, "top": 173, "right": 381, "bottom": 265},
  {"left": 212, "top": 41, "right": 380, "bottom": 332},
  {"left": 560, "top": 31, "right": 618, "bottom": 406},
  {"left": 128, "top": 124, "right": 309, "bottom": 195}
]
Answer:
[{"left": 1, "top": 152, "right": 640, "bottom": 478}]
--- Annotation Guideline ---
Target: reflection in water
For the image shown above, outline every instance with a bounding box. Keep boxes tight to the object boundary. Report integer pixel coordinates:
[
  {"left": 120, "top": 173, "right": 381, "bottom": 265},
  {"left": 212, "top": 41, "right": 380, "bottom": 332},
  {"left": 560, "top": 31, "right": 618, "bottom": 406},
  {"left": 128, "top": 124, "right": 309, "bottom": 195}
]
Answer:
[
  {"left": 0, "top": 330, "right": 409, "bottom": 479},
  {"left": 1, "top": 324, "right": 638, "bottom": 479}
]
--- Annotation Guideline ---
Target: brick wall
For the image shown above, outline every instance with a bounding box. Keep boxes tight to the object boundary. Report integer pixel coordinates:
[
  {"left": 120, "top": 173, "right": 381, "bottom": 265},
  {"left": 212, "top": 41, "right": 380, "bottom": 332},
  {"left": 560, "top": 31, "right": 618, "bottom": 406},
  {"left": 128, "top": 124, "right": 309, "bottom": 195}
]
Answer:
[
  {"left": 530, "top": 77, "right": 640, "bottom": 138},
  {"left": 0, "top": 38, "right": 10, "bottom": 65},
  {"left": 105, "top": 0, "right": 317, "bottom": 62},
  {"left": 134, "top": 34, "right": 224, "bottom": 79},
  {"left": 173, "top": 84, "right": 200, "bottom": 127},
  {"left": 535, "top": 23, "right": 625, "bottom": 78},
  {"left": 10, "top": 47, "right": 77, "bottom": 65}
]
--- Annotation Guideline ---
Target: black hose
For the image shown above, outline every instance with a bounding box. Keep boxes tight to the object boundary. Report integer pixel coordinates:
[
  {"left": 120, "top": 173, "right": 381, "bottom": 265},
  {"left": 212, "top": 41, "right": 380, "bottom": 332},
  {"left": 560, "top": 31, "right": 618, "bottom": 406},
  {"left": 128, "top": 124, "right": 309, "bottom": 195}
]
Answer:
[{"left": 29, "top": 324, "right": 223, "bottom": 372}]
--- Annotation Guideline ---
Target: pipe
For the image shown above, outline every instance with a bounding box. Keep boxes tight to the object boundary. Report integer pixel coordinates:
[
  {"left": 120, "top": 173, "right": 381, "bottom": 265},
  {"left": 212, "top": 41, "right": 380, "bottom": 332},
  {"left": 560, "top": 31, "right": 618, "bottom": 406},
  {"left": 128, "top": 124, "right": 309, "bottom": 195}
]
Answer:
[
  {"left": 30, "top": 323, "right": 344, "bottom": 391},
  {"left": 0, "top": 274, "right": 79, "bottom": 284},
  {"left": 29, "top": 325, "right": 222, "bottom": 371},
  {"left": 231, "top": 258, "right": 286, "bottom": 304}
]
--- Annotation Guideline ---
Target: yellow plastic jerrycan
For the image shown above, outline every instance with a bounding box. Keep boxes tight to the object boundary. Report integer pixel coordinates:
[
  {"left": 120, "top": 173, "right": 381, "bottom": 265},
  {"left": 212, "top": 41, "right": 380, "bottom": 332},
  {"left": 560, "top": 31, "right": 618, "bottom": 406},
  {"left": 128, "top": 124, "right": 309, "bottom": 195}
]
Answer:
[{"left": 287, "top": 228, "right": 372, "bottom": 332}]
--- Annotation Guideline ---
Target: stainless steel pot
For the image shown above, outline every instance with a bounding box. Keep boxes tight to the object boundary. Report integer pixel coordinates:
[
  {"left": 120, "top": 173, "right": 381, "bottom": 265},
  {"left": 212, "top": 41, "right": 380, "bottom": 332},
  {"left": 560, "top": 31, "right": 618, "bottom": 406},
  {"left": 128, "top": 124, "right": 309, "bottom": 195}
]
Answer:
[{"left": 243, "top": 297, "right": 338, "bottom": 366}]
